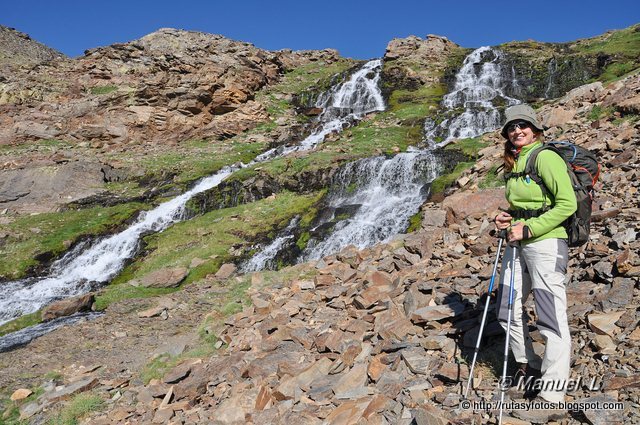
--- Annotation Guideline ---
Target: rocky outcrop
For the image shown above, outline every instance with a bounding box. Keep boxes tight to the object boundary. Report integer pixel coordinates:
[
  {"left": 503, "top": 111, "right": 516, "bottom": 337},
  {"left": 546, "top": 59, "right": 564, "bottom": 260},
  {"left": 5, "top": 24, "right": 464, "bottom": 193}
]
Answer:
[
  {"left": 382, "top": 34, "right": 462, "bottom": 93},
  {"left": 0, "top": 28, "right": 342, "bottom": 147},
  {"left": 0, "top": 160, "right": 128, "bottom": 213},
  {"left": 499, "top": 24, "right": 640, "bottom": 101},
  {"left": 0, "top": 25, "right": 65, "bottom": 76}
]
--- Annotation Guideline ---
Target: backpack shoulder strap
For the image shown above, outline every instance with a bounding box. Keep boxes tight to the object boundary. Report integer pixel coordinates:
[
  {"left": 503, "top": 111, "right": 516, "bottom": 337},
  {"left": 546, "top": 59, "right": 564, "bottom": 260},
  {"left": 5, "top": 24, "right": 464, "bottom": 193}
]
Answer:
[{"left": 523, "top": 144, "right": 561, "bottom": 210}]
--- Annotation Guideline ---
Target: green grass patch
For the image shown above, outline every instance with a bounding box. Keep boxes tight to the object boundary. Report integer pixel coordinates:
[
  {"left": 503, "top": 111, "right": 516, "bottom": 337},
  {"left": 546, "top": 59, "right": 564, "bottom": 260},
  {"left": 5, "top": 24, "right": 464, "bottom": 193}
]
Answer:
[
  {"left": 92, "top": 286, "right": 176, "bottom": 311},
  {"left": 89, "top": 85, "right": 118, "bottom": 95},
  {"left": 49, "top": 392, "right": 104, "bottom": 425},
  {"left": 598, "top": 61, "right": 639, "bottom": 82},
  {"left": 0, "top": 385, "right": 46, "bottom": 425},
  {"left": 445, "top": 137, "right": 490, "bottom": 159},
  {"left": 0, "top": 311, "right": 40, "bottom": 338},
  {"left": 574, "top": 24, "right": 640, "bottom": 57},
  {"left": 479, "top": 165, "right": 506, "bottom": 190},
  {"left": 139, "top": 353, "right": 179, "bottom": 385},
  {"left": 0, "top": 139, "right": 73, "bottom": 156},
  {"left": 0, "top": 202, "right": 148, "bottom": 280},
  {"left": 138, "top": 139, "right": 266, "bottom": 185},
  {"left": 387, "top": 84, "right": 447, "bottom": 121},
  {"left": 95, "top": 191, "right": 323, "bottom": 309},
  {"left": 587, "top": 105, "right": 616, "bottom": 121},
  {"left": 430, "top": 161, "right": 474, "bottom": 196},
  {"left": 406, "top": 211, "right": 422, "bottom": 233},
  {"left": 275, "top": 59, "right": 355, "bottom": 96}
]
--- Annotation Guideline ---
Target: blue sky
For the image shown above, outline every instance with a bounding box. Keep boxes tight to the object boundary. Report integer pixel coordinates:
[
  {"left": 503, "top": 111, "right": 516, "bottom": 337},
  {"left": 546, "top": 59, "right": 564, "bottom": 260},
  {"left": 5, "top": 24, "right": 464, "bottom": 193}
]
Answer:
[{"left": 3, "top": 0, "right": 639, "bottom": 59}]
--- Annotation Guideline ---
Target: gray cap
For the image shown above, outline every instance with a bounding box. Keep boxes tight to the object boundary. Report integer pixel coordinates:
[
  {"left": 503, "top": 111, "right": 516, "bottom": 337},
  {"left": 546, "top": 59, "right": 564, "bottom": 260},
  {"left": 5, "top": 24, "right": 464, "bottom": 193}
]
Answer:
[{"left": 500, "top": 103, "right": 544, "bottom": 138}]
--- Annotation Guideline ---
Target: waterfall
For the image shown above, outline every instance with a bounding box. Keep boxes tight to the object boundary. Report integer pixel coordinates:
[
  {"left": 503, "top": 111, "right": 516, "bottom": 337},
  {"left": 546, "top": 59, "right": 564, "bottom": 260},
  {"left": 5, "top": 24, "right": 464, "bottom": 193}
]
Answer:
[
  {"left": 545, "top": 58, "right": 558, "bottom": 98},
  {"left": 240, "top": 217, "right": 300, "bottom": 272},
  {"left": 424, "top": 46, "right": 520, "bottom": 145},
  {"left": 256, "top": 59, "right": 385, "bottom": 161},
  {"left": 294, "top": 46, "right": 523, "bottom": 262},
  {"left": 0, "top": 168, "right": 237, "bottom": 326},
  {"left": 300, "top": 147, "right": 442, "bottom": 261},
  {"left": 0, "top": 60, "right": 385, "bottom": 328}
]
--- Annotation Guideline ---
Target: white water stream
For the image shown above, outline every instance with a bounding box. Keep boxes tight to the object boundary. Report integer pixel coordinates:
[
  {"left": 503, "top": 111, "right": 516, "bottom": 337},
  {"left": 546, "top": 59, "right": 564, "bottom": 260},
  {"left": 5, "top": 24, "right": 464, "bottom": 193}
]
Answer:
[
  {"left": 0, "top": 60, "right": 385, "bottom": 328},
  {"left": 424, "top": 46, "right": 520, "bottom": 145},
  {"left": 240, "top": 217, "right": 300, "bottom": 272},
  {"left": 300, "top": 147, "right": 442, "bottom": 261}
]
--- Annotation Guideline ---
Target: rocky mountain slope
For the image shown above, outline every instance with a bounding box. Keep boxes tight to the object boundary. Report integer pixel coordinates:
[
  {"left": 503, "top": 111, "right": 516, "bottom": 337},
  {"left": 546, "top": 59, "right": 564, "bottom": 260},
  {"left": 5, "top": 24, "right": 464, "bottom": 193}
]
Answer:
[
  {"left": 0, "top": 26, "right": 64, "bottom": 77},
  {"left": 0, "top": 25, "right": 639, "bottom": 424}
]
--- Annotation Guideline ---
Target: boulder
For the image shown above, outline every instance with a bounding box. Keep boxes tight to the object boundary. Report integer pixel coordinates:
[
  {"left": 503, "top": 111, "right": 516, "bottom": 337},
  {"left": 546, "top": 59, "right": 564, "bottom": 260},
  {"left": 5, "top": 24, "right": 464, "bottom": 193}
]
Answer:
[
  {"left": 41, "top": 293, "right": 95, "bottom": 321},
  {"left": 140, "top": 267, "right": 189, "bottom": 288},
  {"left": 215, "top": 263, "right": 237, "bottom": 280},
  {"left": 441, "top": 189, "right": 507, "bottom": 223}
]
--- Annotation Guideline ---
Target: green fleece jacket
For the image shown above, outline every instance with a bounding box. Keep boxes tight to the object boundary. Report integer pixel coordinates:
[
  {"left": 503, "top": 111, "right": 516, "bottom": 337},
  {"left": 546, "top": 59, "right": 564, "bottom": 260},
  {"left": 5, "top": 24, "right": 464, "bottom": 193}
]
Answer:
[{"left": 506, "top": 141, "right": 577, "bottom": 244}]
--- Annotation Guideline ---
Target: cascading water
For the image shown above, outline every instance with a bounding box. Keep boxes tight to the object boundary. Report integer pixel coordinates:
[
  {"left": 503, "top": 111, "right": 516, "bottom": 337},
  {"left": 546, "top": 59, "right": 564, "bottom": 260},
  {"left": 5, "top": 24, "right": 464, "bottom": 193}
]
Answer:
[
  {"left": 545, "top": 58, "right": 558, "bottom": 98},
  {"left": 300, "top": 147, "right": 442, "bottom": 261},
  {"left": 0, "top": 168, "right": 237, "bottom": 327},
  {"left": 240, "top": 217, "right": 300, "bottom": 272},
  {"left": 424, "top": 46, "right": 520, "bottom": 145},
  {"left": 287, "top": 47, "right": 523, "bottom": 263},
  {"left": 256, "top": 59, "right": 385, "bottom": 161},
  {"left": 0, "top": 60, "right": 385, "bottom": 332}
]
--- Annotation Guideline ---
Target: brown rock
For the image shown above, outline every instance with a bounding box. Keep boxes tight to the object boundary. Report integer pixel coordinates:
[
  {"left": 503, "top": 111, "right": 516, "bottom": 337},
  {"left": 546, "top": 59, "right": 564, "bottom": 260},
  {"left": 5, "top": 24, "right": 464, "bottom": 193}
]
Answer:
[
  {"left": 296, "top": 357, "right": 333, "bottom": 389},
  {"left": 413, "top": 404, "right": 448, "bottom": 425},
  {"left": 315, "top": 274, "right": 336, "bottom": 287},
  {"left": 368, "top": 355, "right": 387, "bottom": 382},
  {"left": 588, "top": 311, "right": 625, "bottom": 336},
  {"left": 41, "top": 293, "right": 94, "bottom": 321},
  {"left": 215, "top": 263, "right": 237, "bottom": 280},
  {"left": 323, "top": 396, "right": 371, "bottom": 425},
  {"left": 163, "top": 363, "right": 192, "bottom": 384},
  {"left": 541, "top": 107, "right": 576, "bottom": 128},
  {"left": 140, "top": 267, "right": 188, "bottom": 288},
  {"left": 42, "top": 377, "right": 99, "bottom": 403},
  {"left": 574, "top": 394, "right": 624, "bottom": 424},
  {"left": 592, "top": 334, "right": 617, "bottom": 355},
  {"left": 255, "top": 385, "right": 273, "bottom": 411},
  {"left": 603, "top": 375, "right": 640, "bottom": 390},
  {"left": 441, "top": 189, "right": 507, "bottom": 223},
  {"left": 137, "top": 306, "right": 166, "bottom": 318},
  {"left": 434, "top": 362, "right": 468, "bottom": 383},
  {"left": 10, "top": 388, "right": 32, "bottom": 401},
  {"left": 402, "top": 347, "right": 433, "bottom": 375}
]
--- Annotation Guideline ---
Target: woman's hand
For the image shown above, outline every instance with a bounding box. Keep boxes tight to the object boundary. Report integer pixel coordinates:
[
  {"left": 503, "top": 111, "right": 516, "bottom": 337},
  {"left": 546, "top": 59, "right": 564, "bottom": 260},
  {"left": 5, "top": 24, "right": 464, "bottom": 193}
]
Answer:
[
  {"left": 494, "top": 211, "right": 512, "bottom": 230},
  {"left": 507, "top": 221, "right": 526, "bottom": 242}
]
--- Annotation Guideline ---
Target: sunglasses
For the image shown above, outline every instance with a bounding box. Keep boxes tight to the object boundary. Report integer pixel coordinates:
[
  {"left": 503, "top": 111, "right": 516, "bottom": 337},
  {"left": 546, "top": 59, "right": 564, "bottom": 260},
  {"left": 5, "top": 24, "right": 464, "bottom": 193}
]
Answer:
[{"left": 507, "top": 121, "right": 532, "bottom": 133}]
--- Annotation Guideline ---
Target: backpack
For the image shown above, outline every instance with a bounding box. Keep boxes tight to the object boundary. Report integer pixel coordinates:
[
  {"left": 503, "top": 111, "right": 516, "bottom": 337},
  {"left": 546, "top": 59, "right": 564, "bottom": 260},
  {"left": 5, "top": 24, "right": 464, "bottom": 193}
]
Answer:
[{"left": 504, "top": 141, "right": 600, "bottom": 247}]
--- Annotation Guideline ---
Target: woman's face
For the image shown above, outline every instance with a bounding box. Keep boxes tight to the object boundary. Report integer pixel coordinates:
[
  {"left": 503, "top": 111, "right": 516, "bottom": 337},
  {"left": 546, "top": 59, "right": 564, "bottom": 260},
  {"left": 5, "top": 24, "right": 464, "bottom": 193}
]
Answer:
[{"left": 507, "top": 121, "right": 536, "bottom": 148}]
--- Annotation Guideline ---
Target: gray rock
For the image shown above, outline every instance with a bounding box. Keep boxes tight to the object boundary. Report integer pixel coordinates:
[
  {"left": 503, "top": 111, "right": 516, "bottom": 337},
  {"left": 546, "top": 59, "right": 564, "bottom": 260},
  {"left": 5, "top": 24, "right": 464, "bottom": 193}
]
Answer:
[
  {"left": 401, "top": 347, "right": 433, "bottom": 375},
  {"left": 42, "top": 377, "right": 99, "bottom": 403},
  {"left": 575, "top": 394, "right": 624, "bottom": 425}
]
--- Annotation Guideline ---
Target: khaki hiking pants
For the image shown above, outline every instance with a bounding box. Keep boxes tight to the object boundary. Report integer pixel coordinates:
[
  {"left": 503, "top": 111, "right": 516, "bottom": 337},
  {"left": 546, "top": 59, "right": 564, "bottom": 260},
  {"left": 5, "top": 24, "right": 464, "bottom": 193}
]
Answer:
[{"left": 496, "top": 238, "right": 571, "bottom": 403}]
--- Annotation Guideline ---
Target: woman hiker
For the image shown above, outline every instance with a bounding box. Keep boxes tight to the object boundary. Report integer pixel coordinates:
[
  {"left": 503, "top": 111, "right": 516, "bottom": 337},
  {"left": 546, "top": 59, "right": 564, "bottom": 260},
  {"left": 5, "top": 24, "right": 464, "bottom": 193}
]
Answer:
[{"left": 493, "top": 104, "right": 577, "bottom": 422}]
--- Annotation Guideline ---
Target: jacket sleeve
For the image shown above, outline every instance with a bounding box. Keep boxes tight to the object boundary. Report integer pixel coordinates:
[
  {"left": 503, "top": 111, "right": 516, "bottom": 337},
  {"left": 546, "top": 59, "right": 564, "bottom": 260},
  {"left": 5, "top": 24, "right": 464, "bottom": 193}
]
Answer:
[{"left": 524, "top": 149, "right": 577, "bottom": 237}]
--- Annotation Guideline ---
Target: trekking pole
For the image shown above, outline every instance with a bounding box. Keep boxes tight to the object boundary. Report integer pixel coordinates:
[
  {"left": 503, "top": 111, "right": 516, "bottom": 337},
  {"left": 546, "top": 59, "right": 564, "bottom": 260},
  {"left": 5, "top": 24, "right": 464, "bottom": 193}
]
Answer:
[
  {"left": 498, "top": 242, "right": 517, "bottom": 425},
  {"left": 463, "top": 229, "right": 506, "bottom": 399}
]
